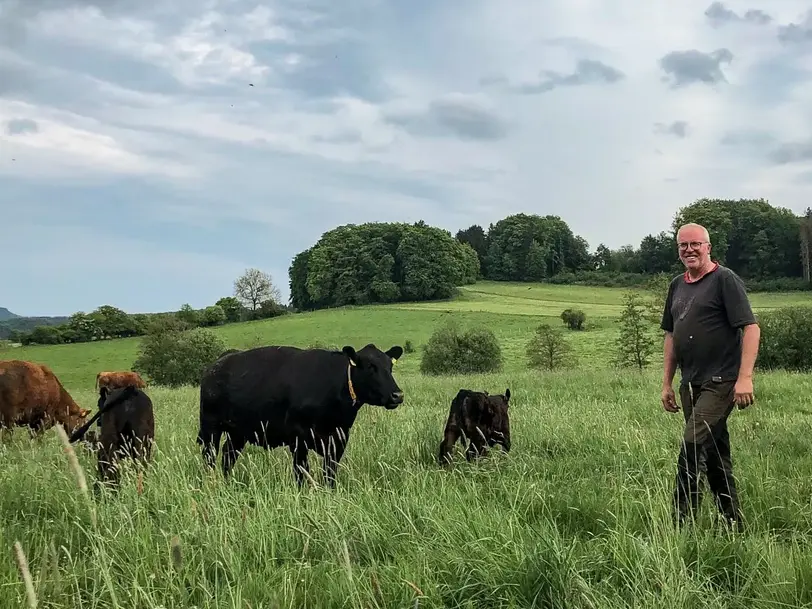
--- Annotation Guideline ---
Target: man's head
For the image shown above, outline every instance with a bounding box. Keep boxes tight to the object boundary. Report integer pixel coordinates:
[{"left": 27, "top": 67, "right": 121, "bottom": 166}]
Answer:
[{"left": 676, "top": 223, "right": 712, "bottom": 272}]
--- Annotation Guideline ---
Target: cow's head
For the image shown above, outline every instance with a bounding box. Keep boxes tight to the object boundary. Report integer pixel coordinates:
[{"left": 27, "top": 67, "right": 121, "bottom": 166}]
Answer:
[
  {"left": 343, "top": 343, "right": 404, "bottom": 409},
  {"left": 64, "top": 406, "right": 92, "bottom": 435},
  {"left": 479, "top": 388, "right": 511, "bottom": 451}
]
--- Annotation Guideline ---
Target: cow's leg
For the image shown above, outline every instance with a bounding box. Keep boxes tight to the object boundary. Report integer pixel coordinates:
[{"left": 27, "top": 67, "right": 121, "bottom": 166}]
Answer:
[
  {"left": 197, "top": 419, "right": 222, "bottom": 470},
  {"left": 97, "top": 441, "right": 120, "bottom": 489},
  {"left": 465, "top": 432, "right": 488, "bottom": 462},
  {"left": 221, "top": 432, "right": 246, "bottom": 478},
  {"left": 438, "top": 415, "right": 461, "bottom": 465},
  {"left": 289, "top": 436, "right": 311, "bottom": 487},
  {"left": 323, "top": 431, "right": 347, "bottom": 488}
]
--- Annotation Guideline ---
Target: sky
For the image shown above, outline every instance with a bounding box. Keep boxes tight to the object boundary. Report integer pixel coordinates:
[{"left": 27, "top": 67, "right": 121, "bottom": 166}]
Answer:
[{"left": 1, "top": 0, "right": 812, "bottom": 316}]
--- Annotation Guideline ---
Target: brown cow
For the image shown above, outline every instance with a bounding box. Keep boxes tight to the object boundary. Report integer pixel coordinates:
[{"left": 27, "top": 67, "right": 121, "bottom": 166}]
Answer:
[
  {"left": 438, "top": 388, "right": 511, "bottom": 465},
  {"left": 0, "top": 360, "right": 90, "bottom": 437},
  {"left": 70, "top": 384, "right": 155, "bottom": 487},
  {"left": 95, "top": 371, "right": 147, "bottom": 392}
]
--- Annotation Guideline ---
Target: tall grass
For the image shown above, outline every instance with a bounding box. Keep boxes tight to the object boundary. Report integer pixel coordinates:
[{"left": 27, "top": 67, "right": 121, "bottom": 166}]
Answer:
[{"left": 1, "top": 369, "right": 811, "bottom": 607}]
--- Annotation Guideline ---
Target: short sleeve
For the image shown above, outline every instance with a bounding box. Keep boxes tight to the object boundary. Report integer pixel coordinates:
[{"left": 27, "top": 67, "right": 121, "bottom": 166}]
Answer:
[
  {"left": 660, "top": 279, "right": 676, "bottom": 332},
  {"left": 721, "top": 269, "right": 757, "bottom": 328}
]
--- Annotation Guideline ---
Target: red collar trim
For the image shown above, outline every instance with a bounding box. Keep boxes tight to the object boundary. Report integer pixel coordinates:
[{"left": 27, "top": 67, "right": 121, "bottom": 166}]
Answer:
[{"left": 684, "top": 261, "right": 718, "bottom": 283}]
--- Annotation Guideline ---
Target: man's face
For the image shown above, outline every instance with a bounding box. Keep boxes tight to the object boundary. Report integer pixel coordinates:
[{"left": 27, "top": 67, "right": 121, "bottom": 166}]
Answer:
[{"left": 677, "top": 228, "right": 711, "bottom": 271}]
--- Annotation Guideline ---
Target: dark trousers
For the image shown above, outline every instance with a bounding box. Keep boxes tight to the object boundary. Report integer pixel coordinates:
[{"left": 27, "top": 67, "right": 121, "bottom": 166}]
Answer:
[{"left": 673, "top": 379, "right": 743, "bottom": 529}]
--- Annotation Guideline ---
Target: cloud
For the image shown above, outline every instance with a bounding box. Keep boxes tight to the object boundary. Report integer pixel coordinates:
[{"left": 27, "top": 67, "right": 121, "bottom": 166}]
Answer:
[
  {"left": 654, "top": 120, "right": 689, "bottom": 138},
  {"left": 659, "top": 48, "right": 734, "bottom": 87},
  {"left": 487, "top": 59, "right": 624, "bottom": 95},
  {"left": 1, "top": 0, "right": 811, "bottom": 315},
  {"left": 704, "top": 2, "right": 773, "bottom": 27},
  {"left": 777, "top": 10, "right": 812, "bottom": 44},
  {"left": 4, "top": 117, "right": 38, "bottom": 135},
  {"left": 383, "top": 94, "right": 509, "bottom": 141}
]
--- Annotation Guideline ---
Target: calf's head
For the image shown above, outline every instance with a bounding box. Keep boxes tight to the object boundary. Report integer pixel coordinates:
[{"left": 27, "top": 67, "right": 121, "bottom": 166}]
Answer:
[
  {"left": 478, "top": 388, "right": 511, "bottom": 451},
  {"left": 343, "top": 343, "right": 404, "bottom": 409}
]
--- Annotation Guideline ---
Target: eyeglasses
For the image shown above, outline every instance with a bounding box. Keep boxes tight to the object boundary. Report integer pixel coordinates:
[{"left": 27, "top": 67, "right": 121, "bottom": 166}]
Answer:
[{"left": 677, "top": 241, "right": 707, "bottom": 250}]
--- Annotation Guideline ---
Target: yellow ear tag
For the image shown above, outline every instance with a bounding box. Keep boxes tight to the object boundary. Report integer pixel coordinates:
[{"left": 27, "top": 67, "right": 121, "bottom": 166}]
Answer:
[{"left": 391, "top": 358, "right": 397, "bottom": 364}]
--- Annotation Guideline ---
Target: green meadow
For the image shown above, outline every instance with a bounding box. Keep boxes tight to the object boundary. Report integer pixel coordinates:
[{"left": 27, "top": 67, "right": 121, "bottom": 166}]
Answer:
[{"left": 2, "top": 281, "right": 812, "bottom": 608}]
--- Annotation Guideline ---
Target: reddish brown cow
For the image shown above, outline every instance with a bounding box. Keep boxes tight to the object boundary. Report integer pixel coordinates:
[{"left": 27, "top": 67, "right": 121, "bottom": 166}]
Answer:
[
  {"left": 95, "top": 371, "right": 147, "bottom": 392},
  {"left": 0, "top": 360, "right": 90, "bottom": 436}
]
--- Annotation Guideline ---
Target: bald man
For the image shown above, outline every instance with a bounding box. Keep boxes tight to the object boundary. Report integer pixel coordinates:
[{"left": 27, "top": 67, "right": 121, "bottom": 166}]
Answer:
[{"left": 660, "top": 222, "right": 760, "bottom": 530}]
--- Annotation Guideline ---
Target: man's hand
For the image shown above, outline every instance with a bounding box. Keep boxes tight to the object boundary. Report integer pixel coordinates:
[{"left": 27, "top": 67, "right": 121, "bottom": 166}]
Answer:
[
  {"left": 661, "top": 385, "right": 679, "bottom": 413},
  {"left": 734, "top": 376, "right": 754, "bottom": 409}
]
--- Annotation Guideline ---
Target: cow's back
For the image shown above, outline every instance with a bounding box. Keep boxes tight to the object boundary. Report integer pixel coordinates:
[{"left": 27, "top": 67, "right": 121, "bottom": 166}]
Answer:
[
  {"left": 200, "top": 345, "right": 343, "bottom": 429},
  {"left": 0, "top": 360, "right": 62, "bottom": 424}
]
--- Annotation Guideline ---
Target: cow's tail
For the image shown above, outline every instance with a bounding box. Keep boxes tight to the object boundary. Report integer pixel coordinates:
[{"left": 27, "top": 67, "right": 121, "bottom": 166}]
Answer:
[
  {"left": 69, "top": 385, "right": 138, "bottom": 443},
  {"left": 94, "top": 373, "right": 100, "bottom": 391}
]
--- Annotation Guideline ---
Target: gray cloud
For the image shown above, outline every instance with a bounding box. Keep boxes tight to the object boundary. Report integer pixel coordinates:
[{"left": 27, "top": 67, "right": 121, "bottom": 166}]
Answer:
[
  {"left": 767, "top": 140, "right": 812, "bottom": 165},
  {"left": 777, "top": 11, "right": 812, "bottom": 44},
  {"left": 704, "top": 2, "right": 772, "bottom": 26},
  {"left": 5, "top": 118, "right": 39, "bottom": 135},
  {"left": 659, "top": 48, "right": 733, "bottom": 87},
  {"left": 384, "top": 96, "right": 509, "bottom": 141},
  {"left": 719, "top": 130, "right": 775, "bottom": 147},
  {"left": 513, "top": 59, "right": 624, "bottom": 95},
  {"left": 654, "top": 120, "right": 688, "bottom": 138}
]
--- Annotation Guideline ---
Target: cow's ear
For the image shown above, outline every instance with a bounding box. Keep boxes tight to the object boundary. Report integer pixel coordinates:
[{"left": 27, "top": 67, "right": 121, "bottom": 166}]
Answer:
[
  {"left": 342, "top": 345, "right": 358, "bottom": 366},
  {"left": 386, "top": 345, "right": 403, "bottom": 363}
]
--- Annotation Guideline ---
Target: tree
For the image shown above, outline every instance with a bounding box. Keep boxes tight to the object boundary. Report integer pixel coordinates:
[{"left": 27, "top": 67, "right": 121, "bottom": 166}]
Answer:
[
  {"left": 526, "top": 323, "right": 575, "bottom": 370},
  {"left": 613, "top": 291, "right": 656, "bottom": 371},
  {"left": 215, "top": 296, "right": 243, "bottom": 323},
  {"left": 234, "top": 268, "right": 281, "bottom": 312},
  {"left": 801, "top": 207, "right": 812, "bottom": 284}
]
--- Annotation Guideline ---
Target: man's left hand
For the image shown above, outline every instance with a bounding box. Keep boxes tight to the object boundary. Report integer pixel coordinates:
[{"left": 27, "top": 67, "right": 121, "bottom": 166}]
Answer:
[{"left": 734, "top": 376, "right": 754, "bottom": 409}]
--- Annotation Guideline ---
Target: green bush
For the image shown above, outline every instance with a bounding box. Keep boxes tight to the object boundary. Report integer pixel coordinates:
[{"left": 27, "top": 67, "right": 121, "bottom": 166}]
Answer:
[
  {"left": 561, "top": 308, "right": 586, "bottom": 330},
  {"left": 526, "top": 323, "right": 576, "bottom": 370},
  {"left": 420, "top": 321, "right": 502, "bottom": 375},
  {"left": 755, "top": 306, "right": 812, "bottom": 372},
  {"left": 132, "top": 325, "right": 227, "bottom": 387}
]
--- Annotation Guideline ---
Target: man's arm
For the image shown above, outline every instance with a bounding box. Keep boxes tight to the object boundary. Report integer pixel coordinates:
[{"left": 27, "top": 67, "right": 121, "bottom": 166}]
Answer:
[
  {"left": 738, "top": 322, "right": 760, "bottom": 381},
  {"left": 662, "top": 331, "right": 677, "bottom": 388}
]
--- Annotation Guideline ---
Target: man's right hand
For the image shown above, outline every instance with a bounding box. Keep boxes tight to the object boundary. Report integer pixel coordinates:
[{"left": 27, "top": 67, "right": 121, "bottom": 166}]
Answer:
[{"left": 661, "top": 385, "right": 679, "bottom": 412}]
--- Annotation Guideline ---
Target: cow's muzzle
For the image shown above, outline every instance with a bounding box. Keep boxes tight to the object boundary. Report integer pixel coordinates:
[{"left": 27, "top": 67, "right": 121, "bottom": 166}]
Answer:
[{"left": 385, "top": 391, "right": 404, "bottom": 409}]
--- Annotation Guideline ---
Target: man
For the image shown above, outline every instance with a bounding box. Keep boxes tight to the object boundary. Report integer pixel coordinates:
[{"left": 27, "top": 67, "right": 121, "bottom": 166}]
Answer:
[{"left": 660, "top": 222, "right": 760, "bottom": 530}]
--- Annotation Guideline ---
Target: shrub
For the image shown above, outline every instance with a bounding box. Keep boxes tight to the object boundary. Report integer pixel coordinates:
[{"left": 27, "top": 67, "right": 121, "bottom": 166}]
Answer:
[
  {"left": 404, "top": 339, "right": 415, "bottom": 354},
  {"left": 526, "top": 323, "right": 576, "bottom": 370},
  {"left": 420, "top": 321, "right": 502, "bottom": 375},
  {"left": 561, "top": 308, "right": 586, "bottom": 330},
  {"left": 201, "top": 305, "right": 227, "bottom": 327},
  {"left": 132, "top": 325, "right": 227, "bottom": 387},
  {"left": 613, "top": 291, "right": 656, "bottom": 371},
  {"left": 755, "top": 306, "right": 812, "bottom": 372}
]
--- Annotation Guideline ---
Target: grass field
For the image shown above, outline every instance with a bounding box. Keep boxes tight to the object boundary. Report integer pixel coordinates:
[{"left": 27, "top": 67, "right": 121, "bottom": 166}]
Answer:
[{"left": 2, "top": 281, "right": 812, "bottom": 608}]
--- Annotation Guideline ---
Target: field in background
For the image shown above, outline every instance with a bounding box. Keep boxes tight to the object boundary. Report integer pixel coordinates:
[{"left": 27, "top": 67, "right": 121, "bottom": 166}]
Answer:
[
  {"left": 2, "top": 281, "right": 808, "bottom": 391},
  {"left": 2, "top": 281, "right": 812, "bottom": 607}
]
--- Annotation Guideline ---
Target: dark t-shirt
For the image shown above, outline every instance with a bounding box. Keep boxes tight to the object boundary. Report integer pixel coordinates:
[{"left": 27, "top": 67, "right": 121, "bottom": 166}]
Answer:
[{"left": 660, "top": 264, "right": 757, "bottom": 385}]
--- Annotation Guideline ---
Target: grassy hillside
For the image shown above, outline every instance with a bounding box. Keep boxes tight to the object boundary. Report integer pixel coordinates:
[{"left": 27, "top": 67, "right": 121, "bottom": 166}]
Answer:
[
  {"left": 1, "top": 282, "right": 812, "bottom": 608},
  {"left": 1, "top": 281, "right": 807, "bottom": 391}
]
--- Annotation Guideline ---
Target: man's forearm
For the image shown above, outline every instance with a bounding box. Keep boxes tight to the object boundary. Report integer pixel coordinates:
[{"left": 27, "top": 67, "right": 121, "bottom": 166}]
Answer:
[
  {"left": 738, "top": 323, "right": 760, "bottom": 379},
  {"left": 662, "top": 332, "right": 677, "bottom": 387}
]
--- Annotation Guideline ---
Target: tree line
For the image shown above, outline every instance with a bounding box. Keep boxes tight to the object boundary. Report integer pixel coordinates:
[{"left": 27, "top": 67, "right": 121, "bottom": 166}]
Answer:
[
  {"left": 4, "top": 197, "right": 811, "bottom": 344},
  {"left": 454, "top": 199, "right": 812, "bottom": 293},
  {"left": 287, "top": 198, "right": 812, "bottom": 311},
  {"left": 2, "top": 269, "right": 291, "bottom": 345}
]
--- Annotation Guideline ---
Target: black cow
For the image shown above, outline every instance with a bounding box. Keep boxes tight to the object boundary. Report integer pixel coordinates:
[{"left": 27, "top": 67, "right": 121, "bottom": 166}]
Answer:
[
  {"left": 70, "top": 385, "right": 155, "bottom": 486},
  {"left": 197, "top": 343, "right": 404, "bottom": 487},
  {"left": 438, "top": 388, "right": 511, "bottom": 465}
]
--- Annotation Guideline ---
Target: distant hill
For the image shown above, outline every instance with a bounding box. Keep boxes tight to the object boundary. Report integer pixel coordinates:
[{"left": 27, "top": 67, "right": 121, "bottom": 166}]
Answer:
[
  {"left": 0, "top": 312, "right": 70, "bottom": 340},
  {"left": 0, "top": 307, "right": 19, "bottom": 321}
]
